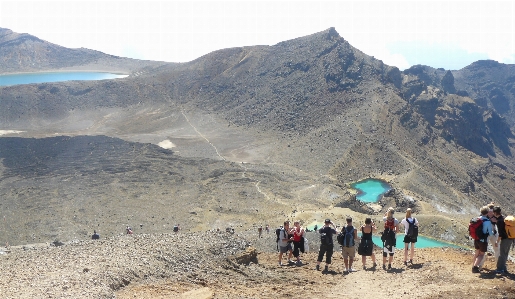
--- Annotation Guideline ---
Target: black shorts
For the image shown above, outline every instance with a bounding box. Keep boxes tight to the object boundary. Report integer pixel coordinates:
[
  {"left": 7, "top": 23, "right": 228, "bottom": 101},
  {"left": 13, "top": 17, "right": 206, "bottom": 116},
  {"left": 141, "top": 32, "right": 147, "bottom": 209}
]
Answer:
[
  {"left": 474, "top": 239, "right": 488, "bottom": 252},
  {"left": 403, "top": 235, "right": 417, "bottom": 243}
]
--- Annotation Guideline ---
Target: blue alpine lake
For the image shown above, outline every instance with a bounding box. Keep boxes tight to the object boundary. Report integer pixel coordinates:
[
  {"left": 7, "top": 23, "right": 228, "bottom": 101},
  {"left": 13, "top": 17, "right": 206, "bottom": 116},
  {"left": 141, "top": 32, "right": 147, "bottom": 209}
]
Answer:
[
  {"left": 0, "top": 72, "right": 128, "bottom": 86},
  {"left": 351, "top": 178, "right": 392, "bottom": 203}
]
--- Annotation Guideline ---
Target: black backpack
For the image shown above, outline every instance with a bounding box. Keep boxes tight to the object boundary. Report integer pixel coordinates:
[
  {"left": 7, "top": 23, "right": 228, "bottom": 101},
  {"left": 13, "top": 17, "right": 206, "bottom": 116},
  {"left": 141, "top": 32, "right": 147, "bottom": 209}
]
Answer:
[
  {"left": 275, "top": 228, "right": 281, "bottom": 243},
  {"left": 406, "top": 218, "right": 418, "bottom": 238}
]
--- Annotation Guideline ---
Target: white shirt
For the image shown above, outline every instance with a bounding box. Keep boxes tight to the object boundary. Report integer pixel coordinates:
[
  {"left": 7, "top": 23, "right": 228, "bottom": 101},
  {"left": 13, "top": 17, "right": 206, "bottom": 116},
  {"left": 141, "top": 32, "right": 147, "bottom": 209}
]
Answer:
[{"left": 400, "top": 217, "right": 419, "bottom": 235}]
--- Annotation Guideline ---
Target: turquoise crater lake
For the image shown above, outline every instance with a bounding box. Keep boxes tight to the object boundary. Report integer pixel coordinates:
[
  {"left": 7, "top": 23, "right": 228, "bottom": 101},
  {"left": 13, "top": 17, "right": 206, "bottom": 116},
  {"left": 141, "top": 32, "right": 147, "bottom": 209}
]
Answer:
[
  {"left": 351, "top": 178, "right": 392, "bottom": 203},
  {"left": 0, "top": 72, "right": 128, "bottom": 86}
]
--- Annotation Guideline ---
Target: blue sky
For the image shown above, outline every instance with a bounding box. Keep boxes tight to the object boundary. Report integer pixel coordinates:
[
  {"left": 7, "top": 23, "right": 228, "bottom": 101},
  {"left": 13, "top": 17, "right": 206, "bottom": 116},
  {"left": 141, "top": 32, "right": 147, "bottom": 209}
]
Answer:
[{"left": 0, "top": 0, "right": 513, "bottom": 70}]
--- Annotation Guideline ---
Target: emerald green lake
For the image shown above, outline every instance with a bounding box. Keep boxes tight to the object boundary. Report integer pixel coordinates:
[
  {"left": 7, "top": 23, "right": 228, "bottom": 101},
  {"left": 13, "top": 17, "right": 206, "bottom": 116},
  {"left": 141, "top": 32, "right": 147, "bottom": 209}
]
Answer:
[
  {"left": 0, "top": 72, "right": 127, "bottom": 87},
  {"left": 306, "top": 224, "right": 459, "bottom": 248},
  {"left": 351, "top": 178, "right": 392, "bottom": 203},
  {"left": 371, "top": 235, "right": 459, "bottom": 248}
]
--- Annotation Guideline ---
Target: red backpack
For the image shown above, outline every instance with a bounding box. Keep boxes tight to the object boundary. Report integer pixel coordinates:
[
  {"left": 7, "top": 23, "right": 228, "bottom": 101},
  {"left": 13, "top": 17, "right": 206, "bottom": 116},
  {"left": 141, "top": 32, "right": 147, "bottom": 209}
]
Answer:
[
  {"left": 384, "top": 218, "right": 395, "bottom": 230},
  {"left": 469, "top": 217, "right": 488, "bottom": 241}
]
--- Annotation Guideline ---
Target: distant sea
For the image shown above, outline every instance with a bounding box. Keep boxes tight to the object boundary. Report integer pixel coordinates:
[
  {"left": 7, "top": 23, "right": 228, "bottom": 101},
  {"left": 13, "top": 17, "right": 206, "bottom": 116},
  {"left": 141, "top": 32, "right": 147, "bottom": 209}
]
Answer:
[{"left": 0, "top": 72, "right": 128, "bottom": 86}]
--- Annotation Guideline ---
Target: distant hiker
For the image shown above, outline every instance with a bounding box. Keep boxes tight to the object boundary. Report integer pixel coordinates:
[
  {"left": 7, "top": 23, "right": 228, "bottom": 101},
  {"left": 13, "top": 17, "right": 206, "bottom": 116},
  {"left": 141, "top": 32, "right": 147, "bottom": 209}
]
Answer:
[
  {"left": 258, "top": 226, "right": 263, "bottom": 238},
  {"left": 493, "top": 206, "right": 510, "bottom": 274},
  {"left": 126, "top": 226, "right": 133, "bottom": 235},
  {"left": 358, "top": 218, "right": 377, "bottom": 270},
  {"left": 173, "top": 224, "right": 180, "bottom": 233},
  {"left": 381, "top": 208, "right": 399, "bottom": 270},
  {"left": 315, "top": 219, "right": 337, "bottom": 273},
  {"left": 339, "top": 217, "right": 358, "bottom": 273},
  {"left": 265, "top": 224, "right": 270, "bottom": 234},
  {"left": 278, "top": 221, "right": 293, "bottom": 266},
  {"left": 472, "top": 206, "right": 493, "bottom": 273},
  {"left": 479, "top": 203, "right": 499, "bottom": 269},
  {"left": 91, "top": 230, "right": 100, "bottom": 240},
  {"left": 401, "top": 208, "right": 419, "bottom": 266},
  {"left": 292, "top": 221, "right": 306, "bottom": 266},
  {"left": 314, "top": 224, "right": 318, "bottom": 231}
]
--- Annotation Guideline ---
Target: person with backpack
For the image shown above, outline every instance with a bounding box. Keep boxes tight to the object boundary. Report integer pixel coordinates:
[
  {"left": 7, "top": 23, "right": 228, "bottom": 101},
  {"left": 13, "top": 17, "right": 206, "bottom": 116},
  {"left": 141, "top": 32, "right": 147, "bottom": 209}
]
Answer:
[
  {"left": 493, "top": 206, "right": 510, "bottom": 274},
  {"left": 400, "top": 208, "right": 419, "bottom": 266},
  {"left": 479, "top": 203, "right": 499, "bottom": 269},
  {"left": 382, "top": 207, "right": 399, "bottom": 270},
  {"left": 292, "top": 221, "right": 306, "bottom": 266},
  {"left": 472, "top": 206, "right": 494, "bottom": 273},
  {"left": 315, "top": 219, "right": 337, "bottom": 273},
  {"left": 277, "top": 221, "right": 293, "bottom": 266},
  {"left": 358, "top": 218, "right": 377, "bottom": 270},
  {"left": 339, "top": 217, "right": 358, "bottom": 273}
]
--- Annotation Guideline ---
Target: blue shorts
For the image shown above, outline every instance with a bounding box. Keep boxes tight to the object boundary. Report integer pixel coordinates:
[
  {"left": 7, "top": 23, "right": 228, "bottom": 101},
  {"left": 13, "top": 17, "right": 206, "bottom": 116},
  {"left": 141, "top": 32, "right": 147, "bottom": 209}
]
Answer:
[{"left": 280, "top": 243, "right": 293, "bottom": 253}]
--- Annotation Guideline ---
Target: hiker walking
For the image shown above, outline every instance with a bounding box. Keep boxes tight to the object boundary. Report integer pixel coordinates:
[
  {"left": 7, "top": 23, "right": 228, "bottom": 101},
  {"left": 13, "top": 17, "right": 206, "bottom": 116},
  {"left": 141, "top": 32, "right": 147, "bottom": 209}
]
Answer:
[
  {"left": 91, "top": 230, "right": 100, "bottom": 240},
  {"left": 340, "top": 217, "right": 358, "bottom": 273},
  {"left": 472, "top": 206, "right": 494, "bottom": 273},
  {"left": 315, "top": 219, "right": 337, "bottom": 273},
  {"left": 265, "top": 224, "right": 270, "bottom": 234},
  {"left": 401, "top": 208, "right": 419, "bottom": 266},
  {"left": 382, "top": 207, "right": 399, "bottom": 270},
  {"left": 493, "top": 206, "right": 510, "bottom": 274},
  {"left": 359, "top": 218, "right": 377, "bottom": 270},
  {"left": 277, "top": 221, "right": 294, "bottom": 266},
  {"left": 258, "top": 226, "right": 263, "bottom": 238},
  {"left": 292, "top": 221, "right": 305, "bottom": 266}
]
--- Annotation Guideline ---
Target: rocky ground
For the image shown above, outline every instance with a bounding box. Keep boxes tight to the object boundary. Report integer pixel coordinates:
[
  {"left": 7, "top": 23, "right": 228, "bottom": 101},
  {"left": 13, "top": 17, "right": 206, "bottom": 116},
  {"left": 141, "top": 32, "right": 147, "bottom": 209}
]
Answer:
[{"left": 1, "top": 229, "right": 514, "bottom": 299}]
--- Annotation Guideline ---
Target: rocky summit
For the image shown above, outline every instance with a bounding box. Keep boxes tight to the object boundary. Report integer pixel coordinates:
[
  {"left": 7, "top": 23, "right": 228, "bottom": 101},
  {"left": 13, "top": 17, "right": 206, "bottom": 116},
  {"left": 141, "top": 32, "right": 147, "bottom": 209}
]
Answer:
[{"left": 1, "top": 27, "right": 515, "bottom": 298}]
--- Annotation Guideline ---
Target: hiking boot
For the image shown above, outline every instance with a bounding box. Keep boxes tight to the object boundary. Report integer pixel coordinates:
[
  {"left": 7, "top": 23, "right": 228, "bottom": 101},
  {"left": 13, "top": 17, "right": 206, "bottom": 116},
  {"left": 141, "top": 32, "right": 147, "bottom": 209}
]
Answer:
[
  {"left": 409, "top": 259, "right": 413, "bottom": 264},
  {"left": 288, "top": 259, "right": 294, "bottom": 265},
  {"left": 348, "top": 268, "right": 355, "bottom": 273},
  {"left": 315, "top": 265, "right": 320, "bottom": 271},
  {"left": 382, "top": 264, "right": 386, "bottom": 270},
  {"left": 404, "top": 261, "right": 408, "bottom": 266},
  {"left": 363, "top": 265, "right": 366, "bottom": 270},
  {"left": 278, "top": 262, "right": 282, "bottom": 266},
  {"left": 372, "top": 263, "right": 377, "bottom": 268},
  {"left": 296, "top": 261, "right": 303, "bottom": 266},
  {"left": 388, "top": 264, "right": 392, "bottom": 270},
  {"left": 472, "top": 266, "right": 480, "bottom": 273},
  {"left": 323, "top": 266, "right": 328, "bottom": 273}
]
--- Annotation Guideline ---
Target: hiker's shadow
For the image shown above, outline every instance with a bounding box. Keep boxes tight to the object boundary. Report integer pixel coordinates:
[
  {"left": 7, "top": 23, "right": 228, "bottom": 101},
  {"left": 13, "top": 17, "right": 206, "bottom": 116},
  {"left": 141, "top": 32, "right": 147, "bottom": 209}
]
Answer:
[
  {"left": 323, "top": 270, "right": 340, "bottom": 276},
  {"left": 479, "top": 271, "right": 515, "bottom": 281},
  {"left": 388, "top": 267, "right": 405, "bottom": 274},
  {"left": 409, "top": 263, "right": 423, "bottom": 270}
]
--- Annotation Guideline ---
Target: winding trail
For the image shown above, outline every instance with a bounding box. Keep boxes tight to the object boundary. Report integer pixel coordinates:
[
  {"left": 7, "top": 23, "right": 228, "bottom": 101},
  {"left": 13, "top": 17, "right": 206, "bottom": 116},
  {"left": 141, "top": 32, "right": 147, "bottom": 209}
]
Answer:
[{"left": 181, "top": 111, "right": 226, "bottom": 161}]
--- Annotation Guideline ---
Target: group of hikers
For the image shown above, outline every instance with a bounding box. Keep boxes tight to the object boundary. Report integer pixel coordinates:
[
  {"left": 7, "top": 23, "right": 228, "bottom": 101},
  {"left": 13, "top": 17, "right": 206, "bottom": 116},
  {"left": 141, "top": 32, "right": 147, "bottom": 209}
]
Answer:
[
  {"left": 277, "top": 203, "right": 514, "bottom": 275},
  {"left": 277, "top": 207, "right": 421, "bottom": 273},
  {"left": 471, "top": 203, "right": 513, "bottom": 274}
]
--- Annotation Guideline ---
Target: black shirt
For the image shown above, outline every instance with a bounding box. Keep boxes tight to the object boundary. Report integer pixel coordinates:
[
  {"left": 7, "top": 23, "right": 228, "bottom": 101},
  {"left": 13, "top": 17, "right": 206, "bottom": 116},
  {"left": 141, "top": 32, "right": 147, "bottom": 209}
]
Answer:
[
  {"left": 496, "top": 215, "right": 508, "bottom": 239},
  {"left": 318, "top": 226, "right": 337, "bottom": 245}
]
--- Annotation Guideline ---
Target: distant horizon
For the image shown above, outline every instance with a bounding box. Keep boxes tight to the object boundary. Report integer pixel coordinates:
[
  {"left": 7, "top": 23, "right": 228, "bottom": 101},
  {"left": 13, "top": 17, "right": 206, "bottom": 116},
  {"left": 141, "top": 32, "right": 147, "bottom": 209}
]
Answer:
[{"left": 0, "top": 1, "right": 513, "bottom": 71}]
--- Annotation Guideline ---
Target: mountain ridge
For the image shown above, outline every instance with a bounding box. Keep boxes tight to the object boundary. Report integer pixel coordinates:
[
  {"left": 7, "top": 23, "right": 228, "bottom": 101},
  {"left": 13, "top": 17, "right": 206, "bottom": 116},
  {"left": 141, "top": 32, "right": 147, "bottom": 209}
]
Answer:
[{"left": 0, "top": 27, "right": 515, "bottom": 250}]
